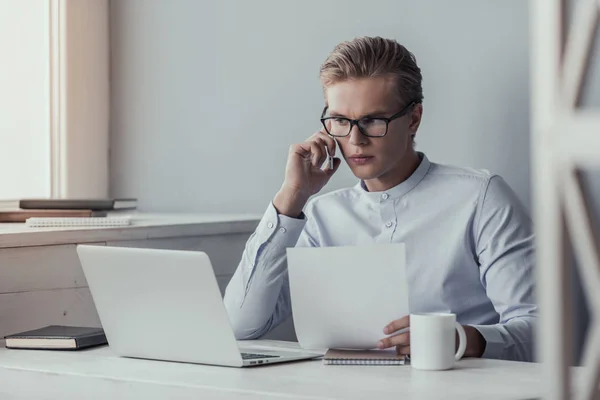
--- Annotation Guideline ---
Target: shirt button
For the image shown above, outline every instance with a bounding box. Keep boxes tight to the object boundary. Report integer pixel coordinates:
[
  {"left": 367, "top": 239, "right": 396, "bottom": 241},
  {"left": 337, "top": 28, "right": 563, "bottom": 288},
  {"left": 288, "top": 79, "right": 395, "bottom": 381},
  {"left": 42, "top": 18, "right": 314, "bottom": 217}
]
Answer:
[
  {"left": 382, "top": 193, "right": 389, "bottom": 200},
  {"left": 267, "top": 222, "right": 274, "bottom": 229},
  {"left": 385, "top": 221, "right": 393, "bottom": 228},
  {"left": 279, "top": 227, "right": 287, "bottom": 233}
]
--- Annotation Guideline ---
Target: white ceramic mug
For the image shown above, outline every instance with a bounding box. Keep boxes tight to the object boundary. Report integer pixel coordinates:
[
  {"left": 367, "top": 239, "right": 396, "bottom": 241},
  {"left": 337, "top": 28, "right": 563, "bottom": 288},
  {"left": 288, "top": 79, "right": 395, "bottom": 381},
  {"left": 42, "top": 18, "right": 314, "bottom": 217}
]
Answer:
[{"left": 410, "top": 313, "right": 467, "bottom": 370}]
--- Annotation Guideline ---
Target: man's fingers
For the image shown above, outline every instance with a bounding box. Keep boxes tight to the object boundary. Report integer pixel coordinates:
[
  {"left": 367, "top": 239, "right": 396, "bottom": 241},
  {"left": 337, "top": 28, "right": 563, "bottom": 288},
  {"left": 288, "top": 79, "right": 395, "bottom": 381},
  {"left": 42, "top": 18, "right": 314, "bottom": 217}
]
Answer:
[
  {"left": 307, "top": 130, "right": 337, "bottom": 157},
  {"left": 377, "top": 331, "right": 410, "bottom": 349},
  {"left": 384, "top": 315, "right": 410, "bottom": 335},
  {"left": 289, "top": 143, "right": 311, "bottom": 158},
  {"left": 290, "top": 138, "right": 338, "bottom": 172},
  {"left": 396, "top": 345, "right": 411, "bottom": 355},
  {"left": 316, "top": 130, "right": 337, "bottom": 157},
  {"left": 308, "top": 141, "right": 324, "bottom": 167},
  {"left": 312, "top": 137, "right": 335, "bottom": 168}
]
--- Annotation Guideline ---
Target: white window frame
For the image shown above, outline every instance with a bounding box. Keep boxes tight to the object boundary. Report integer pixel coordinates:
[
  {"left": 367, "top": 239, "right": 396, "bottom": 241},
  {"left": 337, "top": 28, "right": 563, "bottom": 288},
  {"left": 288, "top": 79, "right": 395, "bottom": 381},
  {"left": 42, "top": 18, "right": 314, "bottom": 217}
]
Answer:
[
  {"left": 49, "top": 0, "right": 109, "bottom": 199},
  {"left": 532, "top": 0, "right": 600, "bottom": 399}
]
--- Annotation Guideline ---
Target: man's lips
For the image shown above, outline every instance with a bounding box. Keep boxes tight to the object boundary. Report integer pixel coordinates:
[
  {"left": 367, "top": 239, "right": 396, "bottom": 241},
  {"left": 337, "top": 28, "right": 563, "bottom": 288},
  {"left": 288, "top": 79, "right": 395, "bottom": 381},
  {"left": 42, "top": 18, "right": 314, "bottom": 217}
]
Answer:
[{"left": 348, "top": 155, "right": 374, "bottom": 164}]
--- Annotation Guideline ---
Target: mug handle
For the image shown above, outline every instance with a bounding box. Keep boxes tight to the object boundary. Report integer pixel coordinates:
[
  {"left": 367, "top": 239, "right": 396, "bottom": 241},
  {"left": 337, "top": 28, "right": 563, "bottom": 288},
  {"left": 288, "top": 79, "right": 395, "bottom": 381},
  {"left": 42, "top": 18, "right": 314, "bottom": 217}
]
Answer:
[{"left": 454, "top": 322, "right": 467, "bottom": 361}]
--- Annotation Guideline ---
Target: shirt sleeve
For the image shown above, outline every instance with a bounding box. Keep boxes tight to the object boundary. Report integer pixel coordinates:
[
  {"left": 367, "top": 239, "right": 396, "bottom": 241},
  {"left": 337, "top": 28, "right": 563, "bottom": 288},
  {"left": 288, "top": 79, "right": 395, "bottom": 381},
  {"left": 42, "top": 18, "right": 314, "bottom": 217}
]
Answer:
[
  {"left": 223, "top": 201, "right": 318, "bottom": 339},
  {"left": 470, "top": 175, "right": 538, "bottom": 362}
]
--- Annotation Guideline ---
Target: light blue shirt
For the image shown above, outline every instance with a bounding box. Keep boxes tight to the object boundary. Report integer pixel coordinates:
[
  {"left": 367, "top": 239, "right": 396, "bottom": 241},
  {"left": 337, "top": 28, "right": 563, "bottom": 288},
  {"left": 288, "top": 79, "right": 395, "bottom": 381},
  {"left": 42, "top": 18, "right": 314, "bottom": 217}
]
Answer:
[{"left": 224, "top": 153, "right": 537, "bottom": 362}]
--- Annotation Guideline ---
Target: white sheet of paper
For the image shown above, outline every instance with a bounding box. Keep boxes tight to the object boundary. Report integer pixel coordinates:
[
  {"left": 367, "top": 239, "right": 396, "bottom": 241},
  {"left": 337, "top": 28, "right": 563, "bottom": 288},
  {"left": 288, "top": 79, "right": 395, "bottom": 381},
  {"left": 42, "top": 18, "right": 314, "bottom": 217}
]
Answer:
[{"left": 287, "top": 243, "right": 408, "bottom": 350}]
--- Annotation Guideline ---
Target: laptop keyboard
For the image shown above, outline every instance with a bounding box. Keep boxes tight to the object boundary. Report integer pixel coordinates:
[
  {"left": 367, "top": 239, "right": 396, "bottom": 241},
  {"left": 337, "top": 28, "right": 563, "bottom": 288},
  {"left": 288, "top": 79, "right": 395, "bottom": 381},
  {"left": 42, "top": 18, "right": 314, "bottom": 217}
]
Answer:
[{"left": 241, "top": 352, "right": 280, "bottom": 360}]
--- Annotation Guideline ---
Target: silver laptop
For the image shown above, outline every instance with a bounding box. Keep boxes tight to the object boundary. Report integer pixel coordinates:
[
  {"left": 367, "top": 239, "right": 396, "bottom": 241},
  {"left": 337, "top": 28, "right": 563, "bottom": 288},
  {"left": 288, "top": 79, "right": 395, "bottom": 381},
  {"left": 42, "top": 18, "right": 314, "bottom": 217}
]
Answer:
[{"left": 76, "top": 245, "right": 319, "bottom": 367}]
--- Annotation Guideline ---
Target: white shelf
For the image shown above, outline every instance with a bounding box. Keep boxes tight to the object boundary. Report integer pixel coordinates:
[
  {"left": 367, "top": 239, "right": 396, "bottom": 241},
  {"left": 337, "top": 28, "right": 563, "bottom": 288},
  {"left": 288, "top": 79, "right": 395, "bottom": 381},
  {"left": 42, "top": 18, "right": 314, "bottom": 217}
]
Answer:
[{"left": 0, "top": 213, "right": 261, "bottom": 249}]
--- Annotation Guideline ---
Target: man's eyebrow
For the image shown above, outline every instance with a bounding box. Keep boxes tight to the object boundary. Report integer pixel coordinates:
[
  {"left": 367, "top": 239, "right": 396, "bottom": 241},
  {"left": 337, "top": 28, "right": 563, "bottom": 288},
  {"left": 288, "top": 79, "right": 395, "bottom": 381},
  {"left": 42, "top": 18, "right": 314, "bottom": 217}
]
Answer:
[
  {"left": 326, "top": 110, "right": 346, "bottom": 117},
  {"left": 326, "top": 109, "right": 391, "bottom": 118}
]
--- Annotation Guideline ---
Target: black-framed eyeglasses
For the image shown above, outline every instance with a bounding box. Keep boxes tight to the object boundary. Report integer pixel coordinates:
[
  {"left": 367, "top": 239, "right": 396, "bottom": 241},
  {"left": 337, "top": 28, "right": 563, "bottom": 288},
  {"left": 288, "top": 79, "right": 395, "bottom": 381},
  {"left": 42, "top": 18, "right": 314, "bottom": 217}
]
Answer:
[{"left": 320, "top": 101, "right": 418, "bottom": 138}]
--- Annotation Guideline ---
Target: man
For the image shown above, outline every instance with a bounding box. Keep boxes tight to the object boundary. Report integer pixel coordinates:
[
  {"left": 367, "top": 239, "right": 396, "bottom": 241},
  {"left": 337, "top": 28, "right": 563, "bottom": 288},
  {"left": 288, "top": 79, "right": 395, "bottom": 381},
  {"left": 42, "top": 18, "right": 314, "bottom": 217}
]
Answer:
[{"left": 224, "top": 36, "right": 536, "bottom": 362}]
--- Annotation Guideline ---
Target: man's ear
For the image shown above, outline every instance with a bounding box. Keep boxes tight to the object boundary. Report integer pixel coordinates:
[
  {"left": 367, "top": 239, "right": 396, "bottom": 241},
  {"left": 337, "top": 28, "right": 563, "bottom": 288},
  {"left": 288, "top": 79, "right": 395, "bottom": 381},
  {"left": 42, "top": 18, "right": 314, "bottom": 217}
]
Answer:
[{"left": 409, "top": 103, "right": 423, "bottom": 132}]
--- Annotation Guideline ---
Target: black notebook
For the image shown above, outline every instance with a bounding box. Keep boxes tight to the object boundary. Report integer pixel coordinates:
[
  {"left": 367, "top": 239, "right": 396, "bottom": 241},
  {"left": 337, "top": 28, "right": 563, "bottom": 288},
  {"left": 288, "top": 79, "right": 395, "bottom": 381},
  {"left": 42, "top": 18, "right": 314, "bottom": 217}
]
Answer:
[
  {"left": 4, "top": 325, "right": 107, "bottom": 350},
  {"left": 15, "top": 198, "right": 137, "bottom": 211}
]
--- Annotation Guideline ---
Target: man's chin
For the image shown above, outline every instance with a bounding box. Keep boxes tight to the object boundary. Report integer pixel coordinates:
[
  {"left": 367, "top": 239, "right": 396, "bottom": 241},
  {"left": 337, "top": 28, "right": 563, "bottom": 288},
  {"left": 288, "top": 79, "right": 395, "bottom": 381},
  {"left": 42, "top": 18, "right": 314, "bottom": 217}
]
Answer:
[{"left": 349, "top": 166, "right": 382, "bottom": 181}]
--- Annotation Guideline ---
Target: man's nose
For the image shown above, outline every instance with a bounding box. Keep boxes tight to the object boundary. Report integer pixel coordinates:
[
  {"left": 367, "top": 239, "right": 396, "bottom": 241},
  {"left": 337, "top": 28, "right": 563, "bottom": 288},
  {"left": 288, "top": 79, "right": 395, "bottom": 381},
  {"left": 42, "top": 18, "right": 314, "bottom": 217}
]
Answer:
[{"left": 348, "top": 124, "right": 368, "bottom": 146}]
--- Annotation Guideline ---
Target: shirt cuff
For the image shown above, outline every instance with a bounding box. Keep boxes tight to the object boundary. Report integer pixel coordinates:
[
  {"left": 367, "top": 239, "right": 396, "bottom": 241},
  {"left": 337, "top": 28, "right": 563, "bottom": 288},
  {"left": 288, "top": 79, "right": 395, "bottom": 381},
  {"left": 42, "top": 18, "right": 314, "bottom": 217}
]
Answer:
[
  {"left": 254, "top": 202, "right": 307, "bottom": 246},
  {"left": 470, "top": 324, "right": 505, "bottom": 359}
]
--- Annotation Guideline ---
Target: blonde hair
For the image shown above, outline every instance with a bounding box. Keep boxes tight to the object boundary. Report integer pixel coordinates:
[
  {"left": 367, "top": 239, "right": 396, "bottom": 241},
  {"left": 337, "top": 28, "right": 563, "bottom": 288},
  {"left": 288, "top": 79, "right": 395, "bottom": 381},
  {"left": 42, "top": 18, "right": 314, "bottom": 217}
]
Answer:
[{"left": 319, "top": 36, "right": 423, "bottom": 106}]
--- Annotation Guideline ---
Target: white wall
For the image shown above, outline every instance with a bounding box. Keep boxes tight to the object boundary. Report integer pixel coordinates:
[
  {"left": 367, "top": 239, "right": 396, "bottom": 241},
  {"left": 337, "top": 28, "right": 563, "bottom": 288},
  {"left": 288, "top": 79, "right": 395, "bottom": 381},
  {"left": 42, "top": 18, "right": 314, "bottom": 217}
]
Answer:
[
  {"left": 0, "top": 1, "right": 50, "bottom": 199},
  {"left": 109, "top": 0, "right": 531, "bottom": 213}
]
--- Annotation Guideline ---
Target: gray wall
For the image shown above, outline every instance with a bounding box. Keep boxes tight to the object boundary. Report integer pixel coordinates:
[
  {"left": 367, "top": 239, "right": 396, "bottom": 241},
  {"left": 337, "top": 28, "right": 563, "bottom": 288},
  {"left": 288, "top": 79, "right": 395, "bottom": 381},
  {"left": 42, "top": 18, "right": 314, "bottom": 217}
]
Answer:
[{"left": 109, "top": 0, "right": 531, "bottom": 213}]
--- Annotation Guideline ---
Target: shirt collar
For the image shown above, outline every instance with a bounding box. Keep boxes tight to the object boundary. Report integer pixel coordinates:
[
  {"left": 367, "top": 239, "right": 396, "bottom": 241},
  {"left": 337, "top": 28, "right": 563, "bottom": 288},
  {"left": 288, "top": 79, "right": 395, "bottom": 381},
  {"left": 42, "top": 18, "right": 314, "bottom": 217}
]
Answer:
[{"left": 354, "top": 152, "right": 431, "bottom": 203}]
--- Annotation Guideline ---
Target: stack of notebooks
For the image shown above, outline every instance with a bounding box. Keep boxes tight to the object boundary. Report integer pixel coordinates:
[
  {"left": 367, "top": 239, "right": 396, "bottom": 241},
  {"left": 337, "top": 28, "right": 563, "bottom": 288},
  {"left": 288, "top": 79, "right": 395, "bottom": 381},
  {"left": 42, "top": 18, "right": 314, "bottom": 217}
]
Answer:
[
  {"left": 0, "top": 198, "right": 137, "bottom": 227},
  {"left": 322, "top": 349, "right": 407, "bottom": 365}
]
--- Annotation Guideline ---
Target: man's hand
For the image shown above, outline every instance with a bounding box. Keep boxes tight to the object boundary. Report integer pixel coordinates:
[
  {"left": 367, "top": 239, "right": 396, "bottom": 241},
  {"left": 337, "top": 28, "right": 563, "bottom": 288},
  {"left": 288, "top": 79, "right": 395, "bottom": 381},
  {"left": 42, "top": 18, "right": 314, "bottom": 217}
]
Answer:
[
  {"left": 273, "top": 130, "right": 341, "bottom": 217},
  {"left": 377, "top": 316, "right": 411, "bottom": 354},
  {"left": 378, "top": 315, "right": 487, "bottom": 357}
]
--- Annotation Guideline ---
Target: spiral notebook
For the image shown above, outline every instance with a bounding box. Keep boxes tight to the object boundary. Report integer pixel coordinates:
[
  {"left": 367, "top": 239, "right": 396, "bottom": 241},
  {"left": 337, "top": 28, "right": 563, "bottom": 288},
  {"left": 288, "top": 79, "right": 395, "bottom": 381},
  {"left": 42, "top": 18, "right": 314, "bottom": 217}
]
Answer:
[
  {"left": 322, "top": 349, "right": 407, "bottom": 365},
  {"left": 25, "top": 216, "right": 132, "bottom": 228}
]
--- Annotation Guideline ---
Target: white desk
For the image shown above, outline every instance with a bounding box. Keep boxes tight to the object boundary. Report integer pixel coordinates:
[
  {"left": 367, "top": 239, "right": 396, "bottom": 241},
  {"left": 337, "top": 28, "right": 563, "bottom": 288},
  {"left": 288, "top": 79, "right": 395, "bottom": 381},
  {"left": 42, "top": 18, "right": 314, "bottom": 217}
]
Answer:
[
  {"left": 0, "top": 340, "right": 546, "bottom": 400},
  {"left": 0, "top": 217, "right": 562, "bottom": 399}
]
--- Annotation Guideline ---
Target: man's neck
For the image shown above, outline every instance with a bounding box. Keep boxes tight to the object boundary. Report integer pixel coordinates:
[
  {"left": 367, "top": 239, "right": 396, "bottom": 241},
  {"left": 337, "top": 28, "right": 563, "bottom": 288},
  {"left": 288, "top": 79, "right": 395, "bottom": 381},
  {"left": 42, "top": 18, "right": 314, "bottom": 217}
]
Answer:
[{"left": 363, "top": 150, "right": 421, "bottom": 192}]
